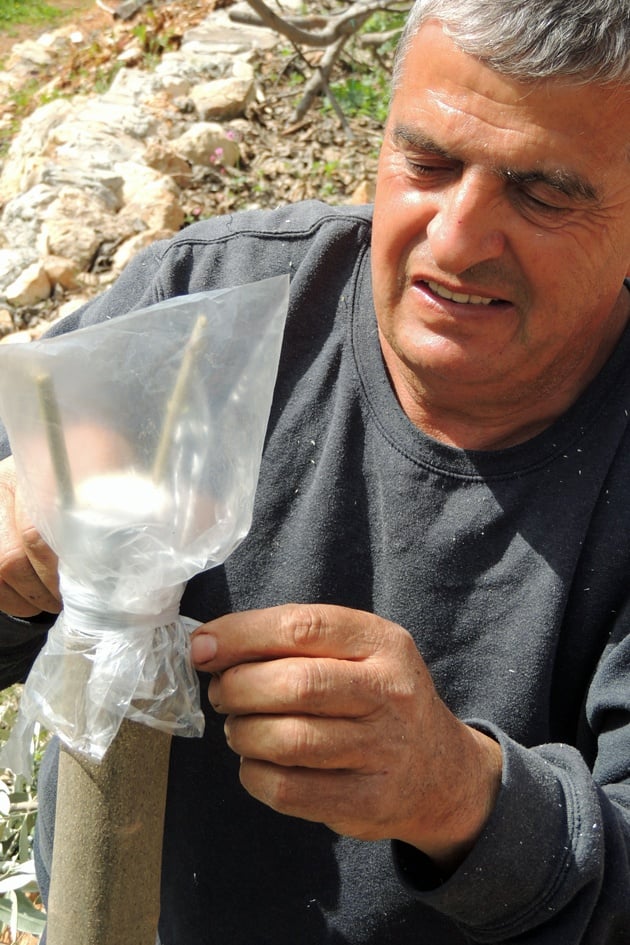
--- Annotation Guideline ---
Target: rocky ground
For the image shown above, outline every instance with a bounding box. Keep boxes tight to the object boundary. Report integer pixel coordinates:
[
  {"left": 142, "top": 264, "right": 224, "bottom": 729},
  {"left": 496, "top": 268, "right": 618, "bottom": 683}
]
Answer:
[{"left": 0, "top": 0, "right": 396, "bottom": 339}]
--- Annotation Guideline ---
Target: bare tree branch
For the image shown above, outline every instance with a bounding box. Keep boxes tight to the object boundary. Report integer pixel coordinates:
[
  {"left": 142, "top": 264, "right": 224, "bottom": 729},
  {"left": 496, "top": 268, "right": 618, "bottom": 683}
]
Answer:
[
  {"left": 231, "top": 10, "right": 332, "bottom": 31},
  {"left": 230, "top": 1, "right": 406, "bottom": 48},
  {"left": 290, "top": 34, "right": 353, "bottom": 130},
  {"left": 233, "top": 1, "right": 410, "bottom": 132},
  {"left": 359, "top": 27, "right": 402, "bottom": 46}
]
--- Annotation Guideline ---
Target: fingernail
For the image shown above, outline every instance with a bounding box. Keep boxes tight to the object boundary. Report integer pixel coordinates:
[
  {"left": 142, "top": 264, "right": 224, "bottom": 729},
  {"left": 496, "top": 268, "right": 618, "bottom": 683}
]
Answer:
[{"left": 191, "top": 633, "right": 218, "bottom": 664}]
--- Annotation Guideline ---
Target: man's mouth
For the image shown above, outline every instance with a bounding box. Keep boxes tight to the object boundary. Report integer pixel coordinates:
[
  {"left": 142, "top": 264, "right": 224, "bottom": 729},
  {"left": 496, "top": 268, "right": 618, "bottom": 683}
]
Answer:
[{"left": 425, "top": 280, "right": 502, "bottom": 306}]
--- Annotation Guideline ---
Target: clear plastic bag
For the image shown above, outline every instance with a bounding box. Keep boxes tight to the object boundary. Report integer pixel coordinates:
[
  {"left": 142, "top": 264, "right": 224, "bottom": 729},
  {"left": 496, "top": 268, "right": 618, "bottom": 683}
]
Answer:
[{"left": 0, "top": 275, "right": 289, "bottom": 772}]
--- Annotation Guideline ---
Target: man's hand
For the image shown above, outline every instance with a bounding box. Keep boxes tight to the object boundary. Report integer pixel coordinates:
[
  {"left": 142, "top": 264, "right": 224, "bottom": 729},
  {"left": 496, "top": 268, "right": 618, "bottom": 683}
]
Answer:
[
  {"left": 0, "top": 456, "right": 60, "bottom": 617},
  {"left": 191, "top": 603, "right": 502, "bottom": 871}
]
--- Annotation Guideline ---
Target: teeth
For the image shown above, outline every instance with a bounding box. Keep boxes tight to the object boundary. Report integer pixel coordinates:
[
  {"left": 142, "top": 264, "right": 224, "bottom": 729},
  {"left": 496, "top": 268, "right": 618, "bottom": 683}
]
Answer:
[{"left": 427, "top": 280, "right": 496, "bottom": 305}]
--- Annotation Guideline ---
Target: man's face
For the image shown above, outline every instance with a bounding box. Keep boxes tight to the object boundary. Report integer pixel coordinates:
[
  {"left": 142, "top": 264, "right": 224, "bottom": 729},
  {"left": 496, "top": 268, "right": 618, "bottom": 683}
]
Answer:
[{"left": 371, "top": 22, "right": 630, "bottom": 436}]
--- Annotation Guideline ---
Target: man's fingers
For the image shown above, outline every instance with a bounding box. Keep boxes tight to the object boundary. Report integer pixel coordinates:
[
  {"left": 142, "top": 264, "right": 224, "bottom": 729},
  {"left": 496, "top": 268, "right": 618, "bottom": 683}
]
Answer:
[
  {"left": 224, "top": 714, "right": 376, "bottom": 770},
  {"left": 0, "top": 456, "right": 60, "bottom": 617},
  {"left": 0, "top": 579, "right": 48, "bottom": 619},
  {"left": 237, "top": 758, "right": 386, "bottom": 839},
  {"left": 209, "top": 655, "right": 381, "bottom": 717},
  {"left": 0, "top": 531, "right": 60, "bottom": 616},
  {"left": 192, "top": 603, "right": 401, "bottom": 672},
  {"left": 16, "top": 509, "right": 60, "bottom": 606}
]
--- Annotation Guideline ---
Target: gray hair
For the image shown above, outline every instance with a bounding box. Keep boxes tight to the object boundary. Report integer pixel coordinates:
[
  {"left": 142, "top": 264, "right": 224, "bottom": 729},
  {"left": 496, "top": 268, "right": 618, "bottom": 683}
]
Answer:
[{"left": 392, "top": 0, "right": 630, "bottom": 87}]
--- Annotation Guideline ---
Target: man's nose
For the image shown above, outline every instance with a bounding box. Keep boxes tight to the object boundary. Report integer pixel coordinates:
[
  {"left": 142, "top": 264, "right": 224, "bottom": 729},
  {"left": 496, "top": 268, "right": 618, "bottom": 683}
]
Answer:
[{"left": 426, "top": 172, "right": 506, "bottom": 275}]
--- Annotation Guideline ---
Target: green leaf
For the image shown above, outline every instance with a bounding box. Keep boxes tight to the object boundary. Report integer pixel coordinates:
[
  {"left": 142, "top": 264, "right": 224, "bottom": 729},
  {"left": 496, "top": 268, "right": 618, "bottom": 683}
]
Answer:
[
  {"left": 18, "top": 815, "right": 32, "bottom": 862},
  {"left": 0, "top": 889, "right": 46, "bottom": 934},
  {"left": 0, "top": 862, "right": 36, "bottom": 893}
]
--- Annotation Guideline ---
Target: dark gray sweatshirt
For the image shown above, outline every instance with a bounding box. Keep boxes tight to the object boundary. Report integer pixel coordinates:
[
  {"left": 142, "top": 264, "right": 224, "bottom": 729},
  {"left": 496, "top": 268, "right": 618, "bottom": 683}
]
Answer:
[{"left": 1, "top": 202, "right": 629, "bottom": 944}]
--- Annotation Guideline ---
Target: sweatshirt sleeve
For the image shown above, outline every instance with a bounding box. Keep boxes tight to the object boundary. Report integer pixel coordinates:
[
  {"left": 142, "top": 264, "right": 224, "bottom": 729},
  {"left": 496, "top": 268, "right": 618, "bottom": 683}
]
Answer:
[
  {"left": 0, "top": 614, "right": 53, "bottom": 688},
  {"left": 393, "top": 627, "right": 630, "bottom": 943}
]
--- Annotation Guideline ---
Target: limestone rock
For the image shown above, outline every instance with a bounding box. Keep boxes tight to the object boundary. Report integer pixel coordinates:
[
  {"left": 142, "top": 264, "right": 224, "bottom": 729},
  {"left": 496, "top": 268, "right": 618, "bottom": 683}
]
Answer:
[
  {"left": 41, "top": 166, "right": 124, "bottom": 213},
  {"left": 42, "top": 255, "right": 81, "bottom": 291},
  {"left": 117, "top": 184, "right": 185, "bottom": 233},
  {"left": 4, "top": 263, "right": 51, "bottom": 307},
  {"left": 108, "top": 162, "right": 183, "bottom": 231},
  {"left": 78, "top": 96, "right": 161, "bottom": 139},
  {"left": 0, "top": 329, "right": 34, "bottom": 345},
  {"left": 6, "top": 39, "right": 55, "bottom": 71},
  {"left": 0, "top": 248, "right": 40, "bottom": 292},
  {"left": 0, "top": 309, "right": 14, "bottom": 337},
  {"left": 112, "top": 229, "right": 176, "bottom": 273},
  {"left": 190, "top": 65, "right": 255, "bottom": 121},
  {"left": 0, "top": 98, "right": 76, "bottom": 204},
  {"left": 41, "top": 221, "right": 100, "bottom": 270},
  {"left": 116, "top": 42, "right": 145, "bottom": 66},
  {"left": 170, "top": 122, "right": 240, "bottom": 168},
  {"left": 0, "top": 186, "right": 58, "bottom": 250},
  {"left": 143, "top": 143, "right": 192, "bottom": 187},
  {"left": 154, "top": 74, "right": 192, "bottom": 102},
  {"left": 50, "top": 116, "right": 145, "bottom": 168},
  {"left": 182, "top": 6, "right": 280, "bottom": 56},
  {"left": 116, "top": 162, "right": 176, "bottom": 204},
  {"left": 0, "top": 1, "right": 285, "bottom": 324},
  {"left": 37, "top": 186, "right": 121, "bottom": 268}
]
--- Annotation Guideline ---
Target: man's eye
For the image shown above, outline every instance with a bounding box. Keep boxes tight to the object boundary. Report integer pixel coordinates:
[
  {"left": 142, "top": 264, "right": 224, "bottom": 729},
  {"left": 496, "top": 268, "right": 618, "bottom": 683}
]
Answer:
[
  {"left": 405, "top": 159, "right": 455, "bottom": 179},
  {"left": 407, "top": 162, "right": 436, "bottom": 174},
  {"left": 525, "top": 193, "right": 564, "bottom": 212},
  {"left": 518, "top": 190, "right": 570, "bottom": 222}
]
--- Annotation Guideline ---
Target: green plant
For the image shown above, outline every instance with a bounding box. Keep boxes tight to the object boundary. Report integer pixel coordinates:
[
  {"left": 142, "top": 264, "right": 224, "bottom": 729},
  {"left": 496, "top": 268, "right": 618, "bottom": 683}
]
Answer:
[
  {"left": 362, "top": 9, "right": 408, "bottom": 47},
  {"left": 327, "top": 70, "right": 391, "bottom": 123},
  {"left": 131, "top": 18, "right": 178, "bottom": 69},
  {"left": 71, "top": 53, "right": 123, "bottom": 95},
  {"left": 0, "top": 0, "right": 62, "bottom": 29},
  {"left": 0, "top": 688, "right": 48, "bottom": 942}
]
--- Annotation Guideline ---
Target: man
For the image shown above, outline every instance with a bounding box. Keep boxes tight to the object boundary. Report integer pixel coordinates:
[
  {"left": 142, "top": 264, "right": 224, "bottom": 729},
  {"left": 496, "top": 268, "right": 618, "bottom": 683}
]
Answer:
[{"left": 0, "top": 0, "right": 629, "bottom": 941}]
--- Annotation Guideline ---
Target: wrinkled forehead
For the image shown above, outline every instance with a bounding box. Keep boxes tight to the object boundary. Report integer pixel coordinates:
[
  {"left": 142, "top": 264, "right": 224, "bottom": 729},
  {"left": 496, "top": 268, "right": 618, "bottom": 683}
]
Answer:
[{"left": 395, "top": 23, "right": 630, "bottom": 170}]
